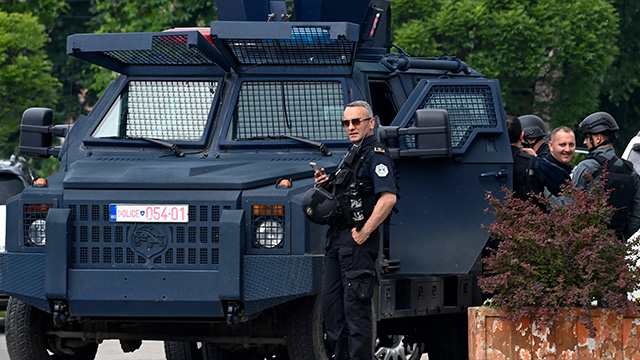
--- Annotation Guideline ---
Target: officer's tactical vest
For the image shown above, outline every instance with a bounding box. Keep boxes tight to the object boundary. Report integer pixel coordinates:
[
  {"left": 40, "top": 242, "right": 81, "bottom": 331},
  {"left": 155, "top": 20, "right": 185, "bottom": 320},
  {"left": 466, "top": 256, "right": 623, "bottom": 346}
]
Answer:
[
  {"left": 329, "top": 141, "right": 380, "bottom": 227},
  {"left": 589, "top": 153, "right": 636, "bottom": 238},
  {"left": 512, "top": 150, "right": 537, "bottom": 201}
]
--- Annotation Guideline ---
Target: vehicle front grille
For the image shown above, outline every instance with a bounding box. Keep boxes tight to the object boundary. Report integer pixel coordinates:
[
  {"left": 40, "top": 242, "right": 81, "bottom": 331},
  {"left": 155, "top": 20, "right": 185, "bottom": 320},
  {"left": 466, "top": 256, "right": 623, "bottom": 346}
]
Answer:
[{"left": 67, "top": 202, "right": 231, "bottom": 270}]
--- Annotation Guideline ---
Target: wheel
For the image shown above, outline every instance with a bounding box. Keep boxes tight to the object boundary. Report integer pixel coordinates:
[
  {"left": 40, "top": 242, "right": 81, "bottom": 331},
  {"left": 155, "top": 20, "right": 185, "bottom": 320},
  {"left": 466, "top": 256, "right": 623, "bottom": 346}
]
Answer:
[
  {"left": 286, "top": 294, "right": 423, "bottom": 360},
  {"left": 286, "top": 295, "right": 331, "bottom": 360},
  {"left": 5, "top": 297, "right": 98, "bottom": 360},
  {"left": 164, "top": 341, "right": 204, "bottom": 360},
  {"left": 375, "top": 335, "right": 423, "bottom": 360}
]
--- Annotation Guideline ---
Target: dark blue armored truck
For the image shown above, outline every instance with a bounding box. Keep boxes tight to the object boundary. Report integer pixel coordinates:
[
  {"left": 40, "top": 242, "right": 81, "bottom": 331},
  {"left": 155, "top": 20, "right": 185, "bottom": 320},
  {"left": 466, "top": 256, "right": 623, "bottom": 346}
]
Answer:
[{"left": 1, "top": 0, "right": 512, "bottom": 359}]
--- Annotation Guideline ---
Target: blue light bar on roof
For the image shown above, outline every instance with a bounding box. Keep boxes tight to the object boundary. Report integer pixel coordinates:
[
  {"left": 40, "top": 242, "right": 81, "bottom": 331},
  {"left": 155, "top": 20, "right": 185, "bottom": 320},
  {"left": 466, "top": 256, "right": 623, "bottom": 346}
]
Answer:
[{"left": 210, "top": 21, "right": 359, "bottom": 66}]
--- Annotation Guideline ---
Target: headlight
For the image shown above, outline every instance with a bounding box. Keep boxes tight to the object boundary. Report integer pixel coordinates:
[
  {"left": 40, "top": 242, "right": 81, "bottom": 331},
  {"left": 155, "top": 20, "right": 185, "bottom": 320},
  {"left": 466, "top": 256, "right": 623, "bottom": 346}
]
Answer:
[
  {"left": 251, "top": 205, "right": 285, "bottom": 249},
  {"left": 23, "top": 203, "right": 52, "bottom": 247},
  {"left": 256, "top": 220, "right": 284, "bottom": 249},
  {"left": 28, "top": 219, "right": 47, "bottom": 246}
]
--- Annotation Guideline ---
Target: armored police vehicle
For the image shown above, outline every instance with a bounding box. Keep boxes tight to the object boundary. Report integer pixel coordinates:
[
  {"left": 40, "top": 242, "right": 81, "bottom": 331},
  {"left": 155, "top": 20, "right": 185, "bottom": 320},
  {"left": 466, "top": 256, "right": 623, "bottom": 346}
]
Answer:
[{"left": 1, "top": 0, "right": 512, "bottom": 359}]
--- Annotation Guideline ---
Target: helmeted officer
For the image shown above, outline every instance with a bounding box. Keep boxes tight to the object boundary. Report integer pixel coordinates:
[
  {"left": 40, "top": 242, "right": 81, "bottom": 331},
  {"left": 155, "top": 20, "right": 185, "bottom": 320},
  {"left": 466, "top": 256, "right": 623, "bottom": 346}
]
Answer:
[
  {"left": 519, "top": 114, "right": 550, "bottom": 157},
  {"left": 306, "top": 100, "right": 397, "bottom": 360},
  {"left": 572, "top": 111, "right": 640, "bottom": 239},
  {"left": 506, "top": 115, "right": 569, "bottom": 201}
]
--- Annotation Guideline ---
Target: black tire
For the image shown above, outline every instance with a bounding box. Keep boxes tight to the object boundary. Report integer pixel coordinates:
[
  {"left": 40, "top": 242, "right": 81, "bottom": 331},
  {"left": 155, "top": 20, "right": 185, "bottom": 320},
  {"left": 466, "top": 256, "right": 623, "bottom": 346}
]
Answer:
[
  {"left": 286, "top": 294, "right": 424, "bottom": 360},
  {"left": 286, "top": 295, "right": 331, "bottom": 360},
  {"left": 5, "top": 297, "right": 98, "bottom": 360},
  {"left": 164, "top": 341, "right": 204, "bottom": 360}
]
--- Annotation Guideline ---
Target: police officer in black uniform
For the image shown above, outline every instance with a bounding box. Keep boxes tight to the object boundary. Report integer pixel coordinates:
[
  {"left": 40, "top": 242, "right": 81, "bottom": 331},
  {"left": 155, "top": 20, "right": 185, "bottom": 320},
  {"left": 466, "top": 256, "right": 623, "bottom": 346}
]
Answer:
[
  {"left": 312, "top": 100, "right": 397, "bottom": 360},
  {"left": 519, "top": 114, "right": 550, "bottom": 157}
]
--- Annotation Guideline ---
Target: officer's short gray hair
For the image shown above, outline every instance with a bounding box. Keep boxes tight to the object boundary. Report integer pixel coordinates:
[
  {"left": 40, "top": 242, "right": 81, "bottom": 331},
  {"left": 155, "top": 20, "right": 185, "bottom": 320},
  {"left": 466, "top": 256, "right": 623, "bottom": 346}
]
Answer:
[{"left": 346, "top": 101, "right": 373, "bottom": 118}]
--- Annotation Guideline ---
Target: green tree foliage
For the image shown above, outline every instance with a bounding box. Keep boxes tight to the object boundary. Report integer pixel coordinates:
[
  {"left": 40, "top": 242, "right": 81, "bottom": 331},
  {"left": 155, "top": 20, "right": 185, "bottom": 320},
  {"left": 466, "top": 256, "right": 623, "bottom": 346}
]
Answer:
[
  {"left": 599, "top": 0, "right": 640, "bottom": 152},
  {"left": 1, "top": 0, "right": 77, "bottom": 176},
  {"left": 0, "top": 11, "right": 61, "bottom": 159},
  {"left": 0, "top": 0, "right": 67, "bottom": 28},
  {"left": 95, "top": 0, "right": 217, "bottom": 32},
  {"left": 392, "top": 0, "right": 619, "bottom": 128},
  {"left": 2, "top": 0, "right": 99, "bottom": 128}
]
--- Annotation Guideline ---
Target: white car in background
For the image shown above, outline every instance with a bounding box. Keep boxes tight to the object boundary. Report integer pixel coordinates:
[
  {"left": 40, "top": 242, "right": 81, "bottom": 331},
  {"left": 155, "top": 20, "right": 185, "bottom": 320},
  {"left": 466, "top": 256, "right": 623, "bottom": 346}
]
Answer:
[
  {"left": 623, "top": 131, "right": 640, "bottom": 300},
  {"left": 0, "top": 155, "right": 37, "bottom": 330},
  {"left": 0, "top": 156, "right": 37, "bottom": 252},
  {"left": 623, "top": 130, "right": 640, "bottom": 173}
]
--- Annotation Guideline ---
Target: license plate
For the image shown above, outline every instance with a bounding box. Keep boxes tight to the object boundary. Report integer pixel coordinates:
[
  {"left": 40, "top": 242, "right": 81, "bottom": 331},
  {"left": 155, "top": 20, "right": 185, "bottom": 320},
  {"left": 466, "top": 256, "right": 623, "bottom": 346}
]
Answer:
[{"left": 110, "top": 204, "right": 189, "bottom": 223}]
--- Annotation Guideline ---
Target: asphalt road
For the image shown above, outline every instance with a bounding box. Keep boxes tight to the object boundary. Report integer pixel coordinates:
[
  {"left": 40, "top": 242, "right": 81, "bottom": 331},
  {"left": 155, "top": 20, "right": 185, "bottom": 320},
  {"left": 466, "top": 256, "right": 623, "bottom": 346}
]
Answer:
[
  {"left": 0, "top": 334, "right": 431, "bottom": 359},
  {"left": 0, "top": 335, "right": 166, "bottom": 360}
]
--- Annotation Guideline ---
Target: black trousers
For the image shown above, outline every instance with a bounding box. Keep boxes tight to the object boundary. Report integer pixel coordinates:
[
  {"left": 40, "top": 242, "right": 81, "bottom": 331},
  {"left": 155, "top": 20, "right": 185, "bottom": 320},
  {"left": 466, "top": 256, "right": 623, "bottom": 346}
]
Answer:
[{"left": 321, "top": 227, "right": 378, "bottom": 360}]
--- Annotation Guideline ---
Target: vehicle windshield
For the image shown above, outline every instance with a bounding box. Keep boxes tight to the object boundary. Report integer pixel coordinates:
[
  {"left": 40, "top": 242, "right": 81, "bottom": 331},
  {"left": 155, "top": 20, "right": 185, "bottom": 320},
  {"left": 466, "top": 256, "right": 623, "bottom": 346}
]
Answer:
[
  {"left": 227, "top": 81, "right": 345, "bottom": 142},
  {"left": 92, "top": 80, "right": 218, "bottom": 142}
]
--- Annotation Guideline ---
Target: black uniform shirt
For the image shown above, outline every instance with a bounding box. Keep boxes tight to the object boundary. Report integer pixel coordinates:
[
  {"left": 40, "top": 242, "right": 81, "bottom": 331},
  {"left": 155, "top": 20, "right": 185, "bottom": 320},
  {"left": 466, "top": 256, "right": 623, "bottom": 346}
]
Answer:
[{"left": 355, "top": 135, "right": 397, "bottom": 196}]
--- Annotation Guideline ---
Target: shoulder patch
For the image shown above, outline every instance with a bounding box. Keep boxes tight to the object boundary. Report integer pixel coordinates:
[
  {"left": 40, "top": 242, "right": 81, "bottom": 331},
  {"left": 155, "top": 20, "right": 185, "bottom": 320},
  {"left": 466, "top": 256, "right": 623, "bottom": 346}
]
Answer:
[
  {"left": 373, "top": 147, "right": 385, "bottom": 153},
  {"left": 375, "top": 164, "right": 389, "bottom": 177}
]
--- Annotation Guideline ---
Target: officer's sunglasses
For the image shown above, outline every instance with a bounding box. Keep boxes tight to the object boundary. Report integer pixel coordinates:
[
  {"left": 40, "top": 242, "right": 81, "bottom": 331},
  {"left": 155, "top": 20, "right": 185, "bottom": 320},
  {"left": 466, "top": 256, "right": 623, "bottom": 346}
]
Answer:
[{"left": 341, "top": 117, "right": 372, "bottom": 127}]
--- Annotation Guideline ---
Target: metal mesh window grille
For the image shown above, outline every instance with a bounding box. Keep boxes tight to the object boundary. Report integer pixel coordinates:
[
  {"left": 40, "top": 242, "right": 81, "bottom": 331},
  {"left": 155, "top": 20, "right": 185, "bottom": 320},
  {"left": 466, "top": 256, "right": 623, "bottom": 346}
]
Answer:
[
  {"left": 105, "top": 35, "right": 215, "bottom": 66},
  {"left": 226, "top": 26, "right": 354, "bottom": 65},
  {"left": 125, "top": 81, "right": 216, "bottom": 141},
  {"left": 231, "top": 81, "right": 344, "bottom": 141},
  {"left": 405, "top": 85, "right": 497, "bottom": 150}
]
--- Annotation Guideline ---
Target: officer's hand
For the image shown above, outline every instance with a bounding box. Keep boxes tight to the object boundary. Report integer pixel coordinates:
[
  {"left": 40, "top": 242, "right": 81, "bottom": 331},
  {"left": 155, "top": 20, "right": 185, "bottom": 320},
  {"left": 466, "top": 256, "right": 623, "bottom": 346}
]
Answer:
[
  {"left": 521, "top": 148, "right": 537, "bottom": 156},
  {"left": 314, "top": 168, "right": 328, "bottom": 184},
  {"left": 351, "top": 228, "right": 368, "bottom": 245}
]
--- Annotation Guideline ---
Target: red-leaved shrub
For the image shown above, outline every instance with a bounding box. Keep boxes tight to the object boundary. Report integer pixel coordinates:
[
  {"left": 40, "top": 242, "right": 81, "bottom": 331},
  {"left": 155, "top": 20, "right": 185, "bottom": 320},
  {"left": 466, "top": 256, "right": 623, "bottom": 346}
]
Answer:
[{"left": 479, "top": 176, "right": 640, "bottom": 336}]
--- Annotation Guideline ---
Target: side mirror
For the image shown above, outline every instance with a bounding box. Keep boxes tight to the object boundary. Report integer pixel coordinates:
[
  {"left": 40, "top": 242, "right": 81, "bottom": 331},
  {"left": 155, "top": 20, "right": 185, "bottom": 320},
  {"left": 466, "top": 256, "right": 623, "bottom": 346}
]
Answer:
[
  {"left": 377, "top": 109, "right": 451, "bottom": 159},
  {"left": 20, "top": 108, "right": 71, "bottom": 159}
]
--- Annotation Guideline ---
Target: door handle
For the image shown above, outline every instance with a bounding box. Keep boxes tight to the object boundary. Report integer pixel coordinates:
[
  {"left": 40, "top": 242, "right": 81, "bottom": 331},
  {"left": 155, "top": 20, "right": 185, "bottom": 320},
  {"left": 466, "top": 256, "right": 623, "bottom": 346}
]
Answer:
[{"left": 480, "top": 168, "right": 509, "bottom": 178}]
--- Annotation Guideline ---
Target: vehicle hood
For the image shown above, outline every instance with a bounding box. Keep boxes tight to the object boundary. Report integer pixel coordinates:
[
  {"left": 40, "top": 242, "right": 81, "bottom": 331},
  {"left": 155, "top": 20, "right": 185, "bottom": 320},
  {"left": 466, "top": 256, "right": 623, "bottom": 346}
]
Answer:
[{"left": 62, "top": 158, "right": 335, "bottom": 190}]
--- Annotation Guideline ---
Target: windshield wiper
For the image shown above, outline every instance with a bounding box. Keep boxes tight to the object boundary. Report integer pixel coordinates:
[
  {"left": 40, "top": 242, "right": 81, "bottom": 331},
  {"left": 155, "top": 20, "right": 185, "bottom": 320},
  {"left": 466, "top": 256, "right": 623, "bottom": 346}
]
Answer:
[
  {"left": 236, "top": 135, "right": 331, "bottom": 156},
  {"left": 131, "top": 137, "right": 184, "bottom": 157}
]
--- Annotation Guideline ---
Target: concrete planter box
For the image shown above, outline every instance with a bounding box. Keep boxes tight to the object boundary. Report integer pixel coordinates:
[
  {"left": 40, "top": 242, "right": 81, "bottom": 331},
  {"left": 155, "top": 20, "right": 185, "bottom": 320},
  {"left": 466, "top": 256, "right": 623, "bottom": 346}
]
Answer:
[{"left": 468, "top": 306, "right": 640, "bottom": 359}]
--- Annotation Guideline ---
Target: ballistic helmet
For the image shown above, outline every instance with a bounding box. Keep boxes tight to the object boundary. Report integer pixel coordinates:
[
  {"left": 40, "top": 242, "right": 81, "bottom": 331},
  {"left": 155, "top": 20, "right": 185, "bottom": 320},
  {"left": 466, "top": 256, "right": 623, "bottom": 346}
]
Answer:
[
  {"left": 518, "top": 115, "right": 547, "bottom": 139},
  {"left": 578, "top": 112, "right": 619, "bottom": 135},
  {"left": 301, "top": 184, "right": 339, "bottom": 225}
]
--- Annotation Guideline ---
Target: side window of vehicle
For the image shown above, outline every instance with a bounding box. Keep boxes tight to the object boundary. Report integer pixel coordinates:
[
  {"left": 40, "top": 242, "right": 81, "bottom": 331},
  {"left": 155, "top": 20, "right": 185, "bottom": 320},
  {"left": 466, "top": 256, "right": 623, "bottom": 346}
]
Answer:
[
  {"left": 368, "top": 79, "right": 398, "bottom": 127},
  {"left": 229, "top": 81, "right": 345, "bottom": 141},
  {"left": 92, "top": 80, "right": 218, "bottom": 142},
  {"left": 402, "top": 84, "right": 498, "bottom": 151}
]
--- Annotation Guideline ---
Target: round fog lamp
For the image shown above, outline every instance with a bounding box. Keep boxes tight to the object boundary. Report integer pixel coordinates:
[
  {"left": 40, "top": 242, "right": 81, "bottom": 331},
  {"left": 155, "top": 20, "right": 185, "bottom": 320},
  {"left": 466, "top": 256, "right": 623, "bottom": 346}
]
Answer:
[
  {"left": 256, "top": 220, "right": 284, "bottom": 249},
  {"left": 28, "top": 219, "right": 47, "bottom": 246}
]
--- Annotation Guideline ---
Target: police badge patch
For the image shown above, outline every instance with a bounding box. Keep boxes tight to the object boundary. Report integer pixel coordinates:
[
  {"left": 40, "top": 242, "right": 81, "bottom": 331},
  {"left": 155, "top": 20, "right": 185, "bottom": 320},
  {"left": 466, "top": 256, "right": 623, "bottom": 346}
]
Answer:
[{"left": 375, "top": 164, "right": 389, "bottom": 177}]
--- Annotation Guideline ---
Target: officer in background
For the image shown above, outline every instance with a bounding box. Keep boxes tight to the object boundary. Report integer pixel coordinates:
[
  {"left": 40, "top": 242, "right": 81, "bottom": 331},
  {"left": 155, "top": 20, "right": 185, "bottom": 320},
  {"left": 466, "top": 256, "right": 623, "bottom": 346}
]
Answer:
[
  {"left": 547, "top": 126, "right": 576, "bottom": 174},
  {"left": 520, "top": 114, "right": 550, "bottom": 157},
  {"left": 543, "top": 126, "right": 576, "bottom": 204},
  {"left": 572, "top": 111, "right": 640, "bottom": 239},
  {"left": 507, "top": 115, "right": 569, "bottom": 200},
  {"left": 313, "top": 100, "right": 397, "bottom": 360},
  {"left": 508, "top": 115, "right": 541, "bottom": 200}
]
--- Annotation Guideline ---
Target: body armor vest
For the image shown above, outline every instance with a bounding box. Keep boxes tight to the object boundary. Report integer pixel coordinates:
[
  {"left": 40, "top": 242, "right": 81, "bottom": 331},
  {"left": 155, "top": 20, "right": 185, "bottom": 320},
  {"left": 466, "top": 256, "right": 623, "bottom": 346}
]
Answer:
[
  {"left": 589, "top": 153, "right": 636, "bottom": 238},
  {"left": 512, "top": 150, "right": 537, "bottom": 201}
]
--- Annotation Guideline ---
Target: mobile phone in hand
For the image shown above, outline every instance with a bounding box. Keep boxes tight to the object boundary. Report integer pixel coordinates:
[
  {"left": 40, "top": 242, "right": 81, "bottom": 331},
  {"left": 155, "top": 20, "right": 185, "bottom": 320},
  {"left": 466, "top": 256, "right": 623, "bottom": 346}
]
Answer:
[{"left": 310, "top": 162, "right": 321, "bottom": 172}]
